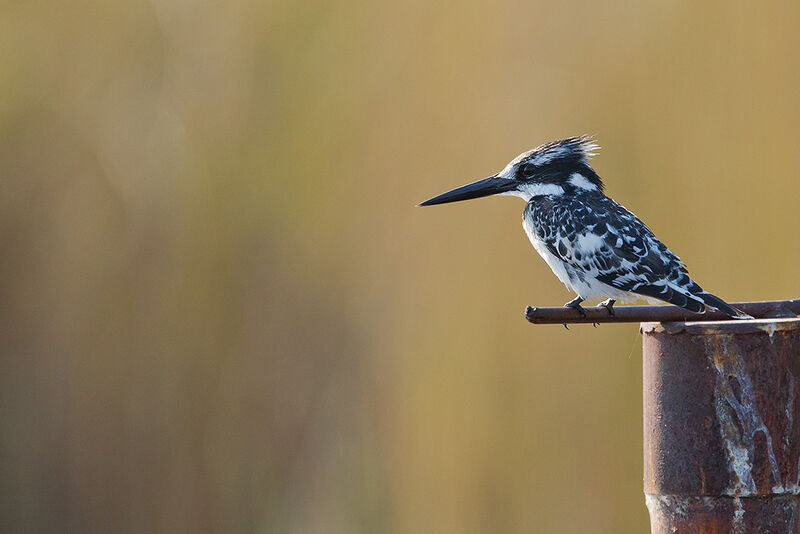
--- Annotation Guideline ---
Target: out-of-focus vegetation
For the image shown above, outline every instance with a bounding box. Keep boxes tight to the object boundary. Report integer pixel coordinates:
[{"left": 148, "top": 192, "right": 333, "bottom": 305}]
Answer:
[{"left": 1, "top": 1, "right": 799, "bottom": 532}]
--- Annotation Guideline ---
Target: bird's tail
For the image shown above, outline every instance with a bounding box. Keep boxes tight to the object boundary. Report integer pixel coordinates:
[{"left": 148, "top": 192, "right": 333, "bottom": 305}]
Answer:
[{"left": 694, "top": 291, "right": 752, "bottom": 319}]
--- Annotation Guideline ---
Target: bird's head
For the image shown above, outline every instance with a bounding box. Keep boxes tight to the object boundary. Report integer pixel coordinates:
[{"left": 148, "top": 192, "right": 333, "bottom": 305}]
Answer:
[{"left": 419, "top": 136, "right": 603, "bottom": 206}]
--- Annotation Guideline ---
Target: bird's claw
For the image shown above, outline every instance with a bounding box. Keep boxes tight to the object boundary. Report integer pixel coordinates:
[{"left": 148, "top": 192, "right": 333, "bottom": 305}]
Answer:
[
  {"left": 566, "top": 303, "right": 587, "bottom": 318},
  {"left": 563, "top": 296, "right": 586, "bottom": 324},
  {"left": 599, "top": 299, "right": 616, "bottom": 316}
]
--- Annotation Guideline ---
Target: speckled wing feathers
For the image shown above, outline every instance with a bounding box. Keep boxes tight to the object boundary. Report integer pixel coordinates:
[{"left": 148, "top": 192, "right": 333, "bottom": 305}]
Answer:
[{"left": 524, "top": 193, "right": 709, "bottom": 312}]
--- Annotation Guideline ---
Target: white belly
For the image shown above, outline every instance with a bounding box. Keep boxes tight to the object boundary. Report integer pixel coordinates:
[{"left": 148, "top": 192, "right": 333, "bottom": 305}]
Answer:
[
  {"left": 522, "top": 217, "right": 644, "bottom": 303},
  {"left": 526, "top": 228, "right": 575, "bottom": 290}
]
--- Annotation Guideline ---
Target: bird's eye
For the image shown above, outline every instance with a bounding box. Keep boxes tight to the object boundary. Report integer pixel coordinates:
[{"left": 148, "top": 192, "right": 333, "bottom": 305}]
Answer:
[{"left": 520, "top": 163, "right": 537, "bottom": 177}]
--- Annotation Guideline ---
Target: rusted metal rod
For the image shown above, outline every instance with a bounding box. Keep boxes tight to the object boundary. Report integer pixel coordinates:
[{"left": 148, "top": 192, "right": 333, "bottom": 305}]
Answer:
[
  {"left": 642, "top": 318, "right": 800, "bottom": 533},
  {"left": 525, "top": 299, "right": 800, "bottom": 324}
]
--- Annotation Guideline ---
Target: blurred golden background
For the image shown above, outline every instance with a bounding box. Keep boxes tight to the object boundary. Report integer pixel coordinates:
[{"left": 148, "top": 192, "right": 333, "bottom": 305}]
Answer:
[{"left": 1, "top": 1, "right": 799, "bottom": 532}]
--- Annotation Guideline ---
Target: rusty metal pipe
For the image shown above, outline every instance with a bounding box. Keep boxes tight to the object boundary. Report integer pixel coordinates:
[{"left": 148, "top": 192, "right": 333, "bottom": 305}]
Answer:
[
  {"left": 525, "top": 299, "right": 800, "bottom": 324},
  {"left": 642, "top": 318, "right": 800, "bottom": 533}
]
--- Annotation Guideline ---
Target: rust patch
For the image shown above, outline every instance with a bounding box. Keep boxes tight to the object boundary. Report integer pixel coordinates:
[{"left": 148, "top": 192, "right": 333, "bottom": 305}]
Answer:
[{"left": 643, "top": 318, "right": 800, "bottom": 532}]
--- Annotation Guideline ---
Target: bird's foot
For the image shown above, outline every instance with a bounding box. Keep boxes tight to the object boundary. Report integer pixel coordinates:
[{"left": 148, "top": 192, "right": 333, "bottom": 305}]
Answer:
[
  {"left": 564, "top": 297, "right": 587, "bottom": 319},
  {"left": 599, "top": 299, "right": 616, "bottom": 316}
]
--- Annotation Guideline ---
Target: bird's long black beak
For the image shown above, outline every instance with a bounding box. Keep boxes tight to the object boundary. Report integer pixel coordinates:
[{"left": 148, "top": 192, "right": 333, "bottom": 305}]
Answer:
[{"left": 418, "top": 175, "right": 516, "bottom": 206}]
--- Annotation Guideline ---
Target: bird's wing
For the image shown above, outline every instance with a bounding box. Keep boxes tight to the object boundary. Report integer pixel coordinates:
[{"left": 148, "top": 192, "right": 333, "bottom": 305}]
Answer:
[{"left": 529, "top": 194, "right": 706, "bottom": 311}]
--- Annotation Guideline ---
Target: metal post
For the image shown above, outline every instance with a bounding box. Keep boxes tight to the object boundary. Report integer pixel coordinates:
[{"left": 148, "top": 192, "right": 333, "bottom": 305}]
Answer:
[{"left": 642, "top": 318, "right": 800, "bottom": 533}]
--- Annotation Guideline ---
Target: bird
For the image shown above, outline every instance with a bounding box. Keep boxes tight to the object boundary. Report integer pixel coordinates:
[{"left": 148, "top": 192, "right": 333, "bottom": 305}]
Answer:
[{"left": 419, "top": 135, "right": 750, "bottom": 319}]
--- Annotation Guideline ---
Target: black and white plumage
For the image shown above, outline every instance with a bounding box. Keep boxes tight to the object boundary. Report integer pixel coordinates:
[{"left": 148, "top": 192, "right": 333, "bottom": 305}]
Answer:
[{"left": 420, "top": 136, "right": 749, "bottom": 319}]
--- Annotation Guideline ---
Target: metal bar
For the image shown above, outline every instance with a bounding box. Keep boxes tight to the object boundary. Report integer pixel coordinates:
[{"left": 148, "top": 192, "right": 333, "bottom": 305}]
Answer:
[
  {"left": 642, "top": 318, "right": 800, "bottom": 533},
  {"left": 524, "top": 299, "right": 800, "bottom": 324}
]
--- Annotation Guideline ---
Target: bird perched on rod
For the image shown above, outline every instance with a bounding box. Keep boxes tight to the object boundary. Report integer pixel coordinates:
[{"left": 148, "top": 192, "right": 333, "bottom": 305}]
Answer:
[{"left": 419, "top": 136, "right": 749, "bottom": 319}]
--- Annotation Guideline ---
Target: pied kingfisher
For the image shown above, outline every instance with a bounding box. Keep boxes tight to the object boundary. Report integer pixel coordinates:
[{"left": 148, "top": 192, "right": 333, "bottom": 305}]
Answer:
[{"left": 420, "top": 136, "right": 749, "bottom": 319}]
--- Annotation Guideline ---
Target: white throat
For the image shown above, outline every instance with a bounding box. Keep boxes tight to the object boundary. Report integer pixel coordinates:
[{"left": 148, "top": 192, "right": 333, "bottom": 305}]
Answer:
[{"left": 501, "top": 183, "right": 565, "bottom": 201}]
